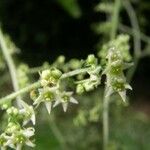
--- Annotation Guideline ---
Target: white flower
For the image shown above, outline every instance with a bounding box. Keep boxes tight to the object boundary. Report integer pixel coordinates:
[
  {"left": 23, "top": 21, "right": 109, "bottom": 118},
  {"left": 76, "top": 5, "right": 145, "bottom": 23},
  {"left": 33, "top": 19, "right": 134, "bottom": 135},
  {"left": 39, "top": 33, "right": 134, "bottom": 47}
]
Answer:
[
  {"left": 19, "top": 100, "right": 36, "bottom": 125},
  {"left": 53, "top": 91, "right": 78, "bottom": 112},
  {"left": 33, "top": 87, "right": 58, "bottom": 114}
]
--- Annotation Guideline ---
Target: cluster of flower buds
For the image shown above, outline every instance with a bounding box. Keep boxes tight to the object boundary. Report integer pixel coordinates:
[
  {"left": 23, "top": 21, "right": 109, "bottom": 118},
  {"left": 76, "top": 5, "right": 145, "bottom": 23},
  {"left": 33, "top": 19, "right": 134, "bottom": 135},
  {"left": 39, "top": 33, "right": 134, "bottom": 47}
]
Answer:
[
  {"left": 76, "top": 55, "right": 101, "bottom": 94},
  {"left": 104, "top": 47, "right": 132, "bottom": 102},
  {"left": 17, "top": 64, "right": 29, "bottom": 88},
  {"left": 31, "top": 67, "right": 78, "bottom": 113},
  {"left": 0, "top": 101, "right": 35, "bottom": 150},
  {"left": 98, "top": 34, "right": 132, "bottom": 64}
]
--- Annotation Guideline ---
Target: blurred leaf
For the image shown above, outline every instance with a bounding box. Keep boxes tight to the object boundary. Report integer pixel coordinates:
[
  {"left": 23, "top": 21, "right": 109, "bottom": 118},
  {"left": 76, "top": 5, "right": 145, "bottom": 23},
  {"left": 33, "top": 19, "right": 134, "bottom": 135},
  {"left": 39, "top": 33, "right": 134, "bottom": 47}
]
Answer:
[{"left": 56, "top": 0, "right": 81, "bottom": 18}]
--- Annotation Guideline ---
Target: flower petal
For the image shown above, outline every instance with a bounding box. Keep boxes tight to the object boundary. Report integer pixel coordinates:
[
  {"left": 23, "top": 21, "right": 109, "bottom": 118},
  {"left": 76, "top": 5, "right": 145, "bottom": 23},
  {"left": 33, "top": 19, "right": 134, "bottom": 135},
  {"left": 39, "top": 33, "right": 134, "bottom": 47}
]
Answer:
[{"left": 45, "top": 102, "right": 52, "bottom": 114}]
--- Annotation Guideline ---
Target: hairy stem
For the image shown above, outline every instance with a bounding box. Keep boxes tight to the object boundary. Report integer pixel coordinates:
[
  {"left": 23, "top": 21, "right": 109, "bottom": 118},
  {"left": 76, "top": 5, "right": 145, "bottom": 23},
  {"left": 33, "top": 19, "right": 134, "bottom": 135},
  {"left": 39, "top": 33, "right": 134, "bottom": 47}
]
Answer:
[
  {"left": 0, "top": 67, "right": 92, "bottom": 105},
  {"left": 123, "top": 1, "right": 141, "bottom": 82},
  {"left": 103, "top": 0, "right": 121, "bottom": 149},
  {"left": 0, "top": 27, "right": 20, "bottom": 104},
  {"left": 110, "top": 0, "right": 121, "bottom": 40},
  {"left": 119, "top": 24, "right": 150, "bottom": 44},
  {"left": 103, "top": 86, "right": 110, "bottom": 150}
]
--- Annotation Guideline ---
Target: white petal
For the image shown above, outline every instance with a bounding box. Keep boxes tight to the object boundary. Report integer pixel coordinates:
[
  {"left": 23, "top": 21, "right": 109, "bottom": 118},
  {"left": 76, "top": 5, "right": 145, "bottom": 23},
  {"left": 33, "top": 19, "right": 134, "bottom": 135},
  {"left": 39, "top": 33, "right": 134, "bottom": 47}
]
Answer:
[
  {"left": 62, "top": 103, "right": 68, "bottom": 112},
  {"left": 70, "top": 97, "right": 78, "bottom": 104},
  {"left": 125, "top": 84, "right": 132, "bottom": 90},
  {"left": 53, "top": 100, "right": 61, "bottom": 108},
  {"left": 105, "top": 87, "right": 113, "bottom": 98},
  {"left": 45, "top": 102, "right": 52, "bottom": 114},
  {"left": 119, "top": 91, "right": 126, "bottom": 102},
  {"left": 20, "top": 99, "right": 29, "bottom": 109},
  {"left": 33, "top": 94, "right": 44, "bottom": 106},
  {"left": 25, "top": 140, "right": 35, "bottom": 147},
  {"left": 23, "top": 128, "right": 35, "bottom": 137},
  {"left": 31, "top": 113, "right": 36, "bottom": 125},
  {"left": 16, "top": 144, "right": 22, "bottom": 150}
]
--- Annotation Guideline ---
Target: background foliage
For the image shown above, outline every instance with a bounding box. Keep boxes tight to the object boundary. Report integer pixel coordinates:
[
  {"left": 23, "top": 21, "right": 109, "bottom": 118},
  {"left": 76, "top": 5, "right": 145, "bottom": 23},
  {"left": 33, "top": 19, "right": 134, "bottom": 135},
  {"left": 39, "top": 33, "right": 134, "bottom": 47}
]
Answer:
[{"left": 0, "top": 0, "right": 150, "bottom": 150}]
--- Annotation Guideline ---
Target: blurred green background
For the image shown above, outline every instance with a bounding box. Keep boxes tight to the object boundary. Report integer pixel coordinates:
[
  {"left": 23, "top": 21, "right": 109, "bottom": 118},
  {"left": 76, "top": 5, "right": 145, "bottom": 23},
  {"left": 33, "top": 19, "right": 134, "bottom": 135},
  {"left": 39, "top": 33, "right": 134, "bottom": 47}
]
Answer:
[{"left": 0, "top": 0, "right": 150, "bottom": 149}]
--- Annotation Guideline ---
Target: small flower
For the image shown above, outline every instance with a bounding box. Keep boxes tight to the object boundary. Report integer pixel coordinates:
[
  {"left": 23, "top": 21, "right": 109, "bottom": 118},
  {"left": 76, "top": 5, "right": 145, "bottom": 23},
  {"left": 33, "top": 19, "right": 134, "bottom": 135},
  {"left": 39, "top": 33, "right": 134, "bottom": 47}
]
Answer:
[
  {"left": 33, "top": 87, "right": 58, "bottom": 114},
  {"left": 53, "top": 91, "right": 78, "bottom": 112},
  {"left": 19, "top": 100, "right": 36, "bottom": 125},
  {"left": 4, "top": 127, "right": 35, "bottom": 150},
  {"left": 40, "top": 68, "right": 62, "bottom": 87}
]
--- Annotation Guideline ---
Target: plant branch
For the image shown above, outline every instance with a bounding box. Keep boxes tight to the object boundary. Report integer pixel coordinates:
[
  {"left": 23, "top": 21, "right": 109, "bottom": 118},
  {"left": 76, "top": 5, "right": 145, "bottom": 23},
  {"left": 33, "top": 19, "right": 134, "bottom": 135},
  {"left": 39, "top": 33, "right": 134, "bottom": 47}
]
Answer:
[
  {"left": 102, "top": 86, "right": 110, "bottom": 150},
  {"left": 48, "top": 115, "right": 68, "bottom": 150},
  {"left": 103, "top": 0, "right": 121, "bottom": 149},
  {"left": 110, "top": 0, "right": 121, "bottom": 40},
  {"left": 0, "top": 27, "right": 20, "bottom": 103},
  {"left": 123, "top": 1, "right": 141, "bottom": 82},
  {"left": 0, "top": 67, "right": 92, "bottom": 105},
  {"left": 119, "top": 24, "right": 150, "bottom": 44}
]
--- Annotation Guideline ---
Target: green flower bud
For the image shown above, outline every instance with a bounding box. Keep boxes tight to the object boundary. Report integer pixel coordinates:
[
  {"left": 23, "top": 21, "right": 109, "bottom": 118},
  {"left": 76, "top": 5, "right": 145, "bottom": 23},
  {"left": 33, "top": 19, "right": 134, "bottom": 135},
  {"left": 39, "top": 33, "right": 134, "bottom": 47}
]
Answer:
[
  {"left": 51, "top": 68, "right": 62, "bottom": 79},
  {"left": 30, "top": 90, "right": 39, "bottom": 101},
  {"left": 109, "top": 50, "right": 121, "bottom": 62},
  {"left": 6, "top": 123, "right": 20, "bottom": 134},
  {"left": 69, "top": 59, "right": 81, "bottom": 69},
  {"left": 1, "top": 102, "right": 11, "bottom": 110},
  {"left": 84, "top": 82, "right": 94, "bottom": 91},
  {"left": 110, "top": 60, "right": 123, "bottom": 75},
  {"left": 41, "top": 70, "right": 51, "bottom": 80},
  {"left": 57, "top": 55, "right": 65, "bottom": 64},
  {"left": 111, "top": 77, "right": 125, "bottom": 91},
  {"left": 7, "top": 107, "right": 19, "bottom": 116},
  {"left": 86, "top": 54, "right": 97, "bottom": 65},
  {"left": 15, "top": 134, "right": 26, "bottom": 144},
  {"left": 76, "top": 84, "right": 85, "bottom": 94}
]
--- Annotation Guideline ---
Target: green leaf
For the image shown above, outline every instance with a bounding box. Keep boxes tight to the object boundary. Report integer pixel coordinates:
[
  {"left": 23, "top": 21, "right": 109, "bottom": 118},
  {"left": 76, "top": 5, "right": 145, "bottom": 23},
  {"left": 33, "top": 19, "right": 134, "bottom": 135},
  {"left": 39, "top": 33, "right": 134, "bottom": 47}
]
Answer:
[{"left": 56, "top": 0, "right": 82, "bottom": 18}]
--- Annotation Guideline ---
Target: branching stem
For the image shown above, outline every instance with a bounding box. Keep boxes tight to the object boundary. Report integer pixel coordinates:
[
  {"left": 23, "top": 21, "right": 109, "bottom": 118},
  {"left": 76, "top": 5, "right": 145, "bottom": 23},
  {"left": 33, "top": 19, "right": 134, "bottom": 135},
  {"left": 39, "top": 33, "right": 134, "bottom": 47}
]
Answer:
[
  {"left": 103, "top": 0, "right": 121, "bottom": 149},
  {"left": 0, "top": 67, "right": 93, "bottom": 105},
  {"left": 0, "top": 27, "right": 20, "bottom": 104}
]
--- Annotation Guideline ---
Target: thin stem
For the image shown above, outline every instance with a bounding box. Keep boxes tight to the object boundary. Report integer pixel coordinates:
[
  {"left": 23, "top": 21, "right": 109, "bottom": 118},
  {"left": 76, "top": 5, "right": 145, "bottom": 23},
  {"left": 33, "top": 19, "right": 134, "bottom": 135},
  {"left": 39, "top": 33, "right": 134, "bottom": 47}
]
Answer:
[
  {"left": 0, "top": 81, "right": 41, "bottom": 105},
  {"left": 0, "top": 27, "right": 20, "bottom": 104},
  {"left": 48, "top": 115, "right": 68, "bottom": 150},
  {"left": 28, "top": 65, "right": 50, "bottom": 74},
  {"left": 123, "top": 1, "right": 141, "bottom": 82},
  {"left": 123, "top": 0, "right": 141, "bottom": 58},
  {"left": 102, "top": 0, "right": 121, "bottom": 149},
  {"left": 110, "top": 0, "right": 121, "bottom": 40},
  {"left": 102, "top": 86, "right": 110, "bottom": 150},
  {"left": 119, "top": 24, "right": 150, "bottom": 44},
  {"left": 16, "top": 144, "right": 22, "bottom": 150},
  {"left": 0, "top": 67, "right": 91, "bottom": 105}
]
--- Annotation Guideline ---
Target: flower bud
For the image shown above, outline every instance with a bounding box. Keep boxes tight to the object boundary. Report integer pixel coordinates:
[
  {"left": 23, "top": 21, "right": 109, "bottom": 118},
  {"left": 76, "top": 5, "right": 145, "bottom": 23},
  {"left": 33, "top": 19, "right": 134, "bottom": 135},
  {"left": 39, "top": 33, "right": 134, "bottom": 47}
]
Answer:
[
  {"left": 86, "top": 54, "right": 97, "bottom": 65},
  {"left": 76, "top": 84, "right": 85, "bottom": 94},
  {"left": 51, "top": 68, "right": 62, "bottom": 79},
  {"left": 41, "top": 70, "right": 51, "bottom": 80},
  {"left": 111, "top": 77, "right": 125, "bottom": 92},
  {"left": 30, "top": 90, "right": 38, "bottom": 101}
]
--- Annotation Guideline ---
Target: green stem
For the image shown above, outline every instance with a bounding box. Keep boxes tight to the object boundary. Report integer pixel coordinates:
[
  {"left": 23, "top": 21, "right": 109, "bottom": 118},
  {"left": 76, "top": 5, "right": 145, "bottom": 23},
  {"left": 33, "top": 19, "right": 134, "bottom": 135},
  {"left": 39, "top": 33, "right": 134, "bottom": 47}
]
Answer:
[
  {"left": 28, "top": 65, "right": 50, "bottom": 74},
  {"left": 0, "top": 67, "right": 91, "bottom": 105},
  {"left": 48, "top": 115, "right": 68, "bottom": 150},
  {"left": 123, "top": 1, "right": 141, "bottom": 82},
  {"left": 119, "top": 24, "right": 150, "bottom": 44},
  {"left": 103, "top": 86, "right": 110, "bottom": 150},
  {"left": 0, "top": 81, "right": 41, "bottom": 105},
  {"left": 110, "top": 0, "right": 121, "bottom": 40},
  {"left": 0, "top": 27, "right": 20, "bottom": 104},
  {"left": 103, "top": 0, "right": 121, "bottom": 149}
]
